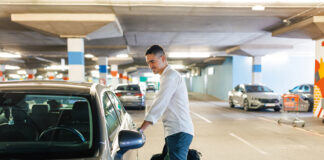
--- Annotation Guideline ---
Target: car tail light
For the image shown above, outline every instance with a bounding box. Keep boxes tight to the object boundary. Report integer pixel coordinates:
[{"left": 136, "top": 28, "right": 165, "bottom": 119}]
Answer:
[
  {"left": 116, "top": 93, "right": 122, "bottom": 97},
  {"left": 135, "top": 93, "right": 143, "bottom": 97}
]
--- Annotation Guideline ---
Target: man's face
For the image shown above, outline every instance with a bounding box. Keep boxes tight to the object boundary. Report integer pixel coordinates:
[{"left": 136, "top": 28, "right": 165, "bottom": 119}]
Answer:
[{"left": 146, "top": 54, "right": 166, "bottom": 74}]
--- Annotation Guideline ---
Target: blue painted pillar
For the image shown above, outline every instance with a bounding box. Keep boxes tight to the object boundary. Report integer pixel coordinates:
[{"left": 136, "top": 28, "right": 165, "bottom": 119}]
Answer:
[
  {"left": 98, "top": 57, "right": 108, "bottom": 85},
  {"left": 67, "top": 38, "right": 85, "bottom": 82},
  {"left": 252, "top": 56, "right": 262, "bottom": 84}
]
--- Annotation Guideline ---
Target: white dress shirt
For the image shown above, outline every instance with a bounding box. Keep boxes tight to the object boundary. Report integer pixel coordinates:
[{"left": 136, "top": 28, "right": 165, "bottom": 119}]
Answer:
[{"left": 145, "top": 65, "right": 194, "bottom": 137}]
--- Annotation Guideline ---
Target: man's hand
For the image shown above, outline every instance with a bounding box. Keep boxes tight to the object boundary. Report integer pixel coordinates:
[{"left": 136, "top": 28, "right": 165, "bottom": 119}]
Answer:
[{"left": 137, "top": 128, "right": 144, "bottom": 134}]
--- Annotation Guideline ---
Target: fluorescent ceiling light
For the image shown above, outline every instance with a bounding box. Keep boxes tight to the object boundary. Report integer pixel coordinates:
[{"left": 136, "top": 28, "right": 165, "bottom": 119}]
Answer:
[
  {"left": 144, "top": 72, "right": 155, "bottom": 77},
  {"left": 116, "top": 54, "right": 129, "bottom": 58},
  {"left": 56, "top": 74, "right": 63, "bottom": 79},
  {"left": 85, "top": 54, "right": 94, "bottom": 58},
  {"left": 170, "top": 64, "right": 186, "bottom": 69},
  {"left": 252, "top": 5, "right": 265, "bottom": 11},
  {"left": 45, "top": 65, "right": 68, "bottom": 71},
  {"left": 91, "top": 70, "right": 99, "bottom": 78},
  {"left": 9, "top": 74, "right": 20, "bottom": 79},
  {"left": 17, "top": 70, "right": 26, "bottom": 75},
  {"left": 0, "top": 51, "right": 21, "bottom": 58},
  {"left": 168, "top": 52, "right": 211, "bottom": 58},
  {"left": 5, "top": 65, "right": 20, "bottom": 70}
]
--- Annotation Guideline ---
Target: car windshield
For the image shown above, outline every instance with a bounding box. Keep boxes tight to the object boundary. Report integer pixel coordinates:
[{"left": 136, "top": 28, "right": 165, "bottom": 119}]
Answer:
[
  {"left": 0, "top": 92, "right": 92, "bottom": 155},
  {"left": 245, "top": 85, "right": 272, "bottom": 93},
  {"left": 117, "top": 85, "right": 140, "bottom": 91}
]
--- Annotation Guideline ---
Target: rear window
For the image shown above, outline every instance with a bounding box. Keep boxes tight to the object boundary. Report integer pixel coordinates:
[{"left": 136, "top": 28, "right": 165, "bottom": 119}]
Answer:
[
  {"left": 0, "top": 92, "right": 93, "bottom": 157},
  {"left": 116, "top": 85, "right": 140, "bottom": 91}
]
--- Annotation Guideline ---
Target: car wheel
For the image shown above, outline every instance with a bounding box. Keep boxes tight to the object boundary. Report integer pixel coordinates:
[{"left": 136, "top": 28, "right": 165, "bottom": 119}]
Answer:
[
  {"left": 274, "top": 107, "right": 280, "bottom": 112},
  {"left": 243, "top": 99, "right": 250, "bottom": 111},
  {"left": 307, "top": 100, "right": 313, "bottom": 112},
  {"left": 229, "top": 97, "right": 235, "bottom": 108}
]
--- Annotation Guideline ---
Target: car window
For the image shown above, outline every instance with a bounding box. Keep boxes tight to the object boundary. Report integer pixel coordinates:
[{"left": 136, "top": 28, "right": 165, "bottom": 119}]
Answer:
[
  {"left": 0, "top": 93, "right": 93, "bottom": 154},
  {"left": 116, "top": 85, "right": 140, "bottom": 92},
  {"left": 234, "top": 85, "right": 240, "bottom": 91},
  {"left": 245, "top": 85, "right": 272, "bottom": 92},
  {"left": 107, "top": 91, "right": 126, "bottom": 121},
  {"left": 303, "top": 85, "right": 310, "bottom": 92},
  {"left": 290, "top": 86, "right": 300, "bottom": 93},
  {"left": 102, "top": 93, "right": 120, "bottom": 144}
]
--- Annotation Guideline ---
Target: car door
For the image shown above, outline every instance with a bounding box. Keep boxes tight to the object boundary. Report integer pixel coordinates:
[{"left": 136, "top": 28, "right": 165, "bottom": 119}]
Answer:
[
  {"left": 102, "top": 92, "right": 122, "bottom": 159},
  {"left": 107, "top": 91, "right": 137, "bottom": 160}
]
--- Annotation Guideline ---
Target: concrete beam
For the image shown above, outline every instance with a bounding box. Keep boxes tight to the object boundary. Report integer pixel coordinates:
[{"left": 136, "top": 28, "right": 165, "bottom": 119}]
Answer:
[
  {"left": 272, "top": 16, "right": 324, "bottom": 40},
  {"left": 11, "top": 13, "right": 118, "bottom": 37}
]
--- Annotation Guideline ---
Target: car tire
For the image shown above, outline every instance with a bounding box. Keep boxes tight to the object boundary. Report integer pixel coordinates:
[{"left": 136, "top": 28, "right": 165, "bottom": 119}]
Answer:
[
  {"left": 229, "top": 97, "right": 235, "bottom": 108},
  {"left": 274, "top": 107, "right": 280, "bottom": 112},
  {"left": 307, "top": 100, "right": 313, "bottom": 112},
  {"left": 243, "top": 99, "right": 250, "bottom": 111}
]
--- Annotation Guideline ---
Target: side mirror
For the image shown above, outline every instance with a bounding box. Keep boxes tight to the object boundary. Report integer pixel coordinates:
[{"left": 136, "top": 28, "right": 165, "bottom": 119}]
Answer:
[
  {"left": 114, "top": 130, "right": 145, "bottom": 160},
  {"left": 289, "top": 89, "right": 292, "bottom": 93}
]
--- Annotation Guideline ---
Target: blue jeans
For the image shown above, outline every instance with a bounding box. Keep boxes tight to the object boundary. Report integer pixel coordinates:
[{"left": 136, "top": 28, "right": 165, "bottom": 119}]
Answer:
[{"left": 164, "top": 132, "right": 193, "bottom": 160}]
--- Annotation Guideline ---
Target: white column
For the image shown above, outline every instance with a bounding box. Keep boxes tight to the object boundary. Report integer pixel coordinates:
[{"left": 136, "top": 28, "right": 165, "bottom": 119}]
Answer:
[
  {"left": 122, "top": 71, "right": 128, "bottom": 83},
  {"left": 67, "top": 38, "right": 85, "bottom": 82},
  {"left": 26, "top": 69, "right": 37, "bottom": 80},
  {"left": 99, "top": 57, "right": 108, "bottom": 85},
  {"left": 0, "top": 65, "right": 5, "bottom": 82},
  {"left": 111, "top": 65, "right": 119, "bottom": 89},
  {"left": 252, "top": 56, "right": 262, "bottom": 84},
  {"left": 314, "top": 39, "right": 324, "bottom": 117}
]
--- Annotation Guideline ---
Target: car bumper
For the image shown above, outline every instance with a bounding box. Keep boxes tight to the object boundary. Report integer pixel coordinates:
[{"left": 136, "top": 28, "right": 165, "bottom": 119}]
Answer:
[
  {"left": 121, "top": 100, "right": 145, "bottom": 107},
  {"left": 250, "top": 101, "right": 280, "bottom": 109}
]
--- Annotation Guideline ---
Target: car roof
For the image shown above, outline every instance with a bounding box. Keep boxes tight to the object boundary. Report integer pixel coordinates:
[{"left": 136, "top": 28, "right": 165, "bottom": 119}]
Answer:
[{"left": 0, "top": 80, "right": 95, "bottom": 94}]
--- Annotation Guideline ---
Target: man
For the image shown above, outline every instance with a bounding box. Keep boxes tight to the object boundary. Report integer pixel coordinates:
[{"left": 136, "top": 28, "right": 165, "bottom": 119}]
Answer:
[{"left": 138, "top": 45, "right": 194, "bottom": 160}]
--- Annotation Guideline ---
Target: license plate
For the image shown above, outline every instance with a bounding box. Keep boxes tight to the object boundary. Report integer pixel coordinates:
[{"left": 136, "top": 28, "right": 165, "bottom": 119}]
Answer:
[
  {"left": 265, "top": 104, "right": 275, "bottom": 107},
  {"left": 127, "top": 93, "right": 132, "bottom": 95}
]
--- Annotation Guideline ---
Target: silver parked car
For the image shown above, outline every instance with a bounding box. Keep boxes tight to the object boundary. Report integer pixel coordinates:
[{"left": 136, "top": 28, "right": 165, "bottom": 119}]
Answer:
[
  {"left": 228, "top": 84, "right": 281, "bottom": 112},
  {"left": 288, "top": 84, "right": 314, "bottom": 112},
  {"left": 0, "top": 80, "right": 144, "bottom": 160},
  {"left": 115, "top": 84, "right": 145, "bottom": 110}
]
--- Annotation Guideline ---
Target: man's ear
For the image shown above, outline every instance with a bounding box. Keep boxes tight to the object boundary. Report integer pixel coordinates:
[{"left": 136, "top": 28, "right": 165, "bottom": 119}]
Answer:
[{"left": 161, "top": 55, "right": 166, "bottom": 63}]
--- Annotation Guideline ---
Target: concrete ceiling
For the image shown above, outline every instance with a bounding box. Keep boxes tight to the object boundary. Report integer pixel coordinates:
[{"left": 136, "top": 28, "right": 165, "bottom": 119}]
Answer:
[{"left": 0, "top": 1, "right": 321, "bottom": 77}]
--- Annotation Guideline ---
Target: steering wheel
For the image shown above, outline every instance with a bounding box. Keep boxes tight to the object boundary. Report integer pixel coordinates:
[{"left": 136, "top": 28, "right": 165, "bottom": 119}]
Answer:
[{"left": 39, "top": 126, "right": 85, "bottom": 142}]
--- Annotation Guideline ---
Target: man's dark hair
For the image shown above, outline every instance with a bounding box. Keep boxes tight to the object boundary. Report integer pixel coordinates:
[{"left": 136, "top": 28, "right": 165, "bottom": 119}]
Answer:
[{"left": 145, "top": 45, "right": 165, "bottom": 56}]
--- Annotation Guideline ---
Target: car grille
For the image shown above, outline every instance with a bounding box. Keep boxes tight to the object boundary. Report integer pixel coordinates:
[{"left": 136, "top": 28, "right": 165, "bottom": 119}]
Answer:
[{"left": 259, "top": 99, "right": 279, "bottom": 103}]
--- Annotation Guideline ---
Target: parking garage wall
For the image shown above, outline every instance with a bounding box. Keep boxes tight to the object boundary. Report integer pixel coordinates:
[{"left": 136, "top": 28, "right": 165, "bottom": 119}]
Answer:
[
  {"left": 185, "top": 56, "right": 252, "bottom": 100},
  {"left": 186, "top": 55, "right": 313, "bottom": 100},
  {"left": 186, "top": 57, "right": 233, "bottom": 100},
  {"left": 262, "top": 54, "right": 314, "bottom": 94}
]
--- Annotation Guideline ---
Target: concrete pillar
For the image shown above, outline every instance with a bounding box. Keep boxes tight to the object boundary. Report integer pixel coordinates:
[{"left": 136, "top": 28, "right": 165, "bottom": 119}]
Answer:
[
  {"left": 67, "top": 38, "right": 85, "bottom": 82},
  {"left": 252, "top": 56, "right": 262, "bottom": 84},
  {"left": 314, "top": 39, "right": 324, "bottom": 117},
  {"left": 111, "top": 65, "right": 119, "bottom": 89},
  {"left": 0, "top": 65, "right": 5, "bottom": 82},
  {"left": 26, "top": 69, "right": 37, "bottom": 80},
  {"left": 122, "top": 71, "right": 128, "bottom": 83},
  {"left": 99, "top": 57, "right": 108, "bottom": 85}
]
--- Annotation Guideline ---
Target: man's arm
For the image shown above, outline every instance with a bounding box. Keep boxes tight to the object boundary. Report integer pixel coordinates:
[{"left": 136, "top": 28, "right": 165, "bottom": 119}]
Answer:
[{"left": 138, "top": 120, "right": 153, "bottom": 132}]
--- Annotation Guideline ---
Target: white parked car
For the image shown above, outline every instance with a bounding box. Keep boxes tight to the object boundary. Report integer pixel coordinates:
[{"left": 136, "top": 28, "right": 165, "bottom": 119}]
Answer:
[{"left": 228, "top": 84, "right": 281, "bottom": 112}]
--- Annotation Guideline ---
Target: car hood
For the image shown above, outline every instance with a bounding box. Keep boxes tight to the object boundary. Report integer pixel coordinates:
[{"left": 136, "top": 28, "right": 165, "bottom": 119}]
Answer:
[{"left": 247, "top": 92, "right": 279, "bottom": 99}]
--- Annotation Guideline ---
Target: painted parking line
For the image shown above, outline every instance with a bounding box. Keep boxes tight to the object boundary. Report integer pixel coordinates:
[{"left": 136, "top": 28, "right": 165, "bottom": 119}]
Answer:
[
  {"left": 229, "top": 133, "right": 269, "bottom": 155},
  {"left": 190, "top": 111, "right": 212, "bottom": 123}
]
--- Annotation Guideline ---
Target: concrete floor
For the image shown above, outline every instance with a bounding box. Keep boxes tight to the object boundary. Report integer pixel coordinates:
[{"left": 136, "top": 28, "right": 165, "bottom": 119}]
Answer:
[{"left": 128, "top": 92, "right": 324, "bottom": 160}]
